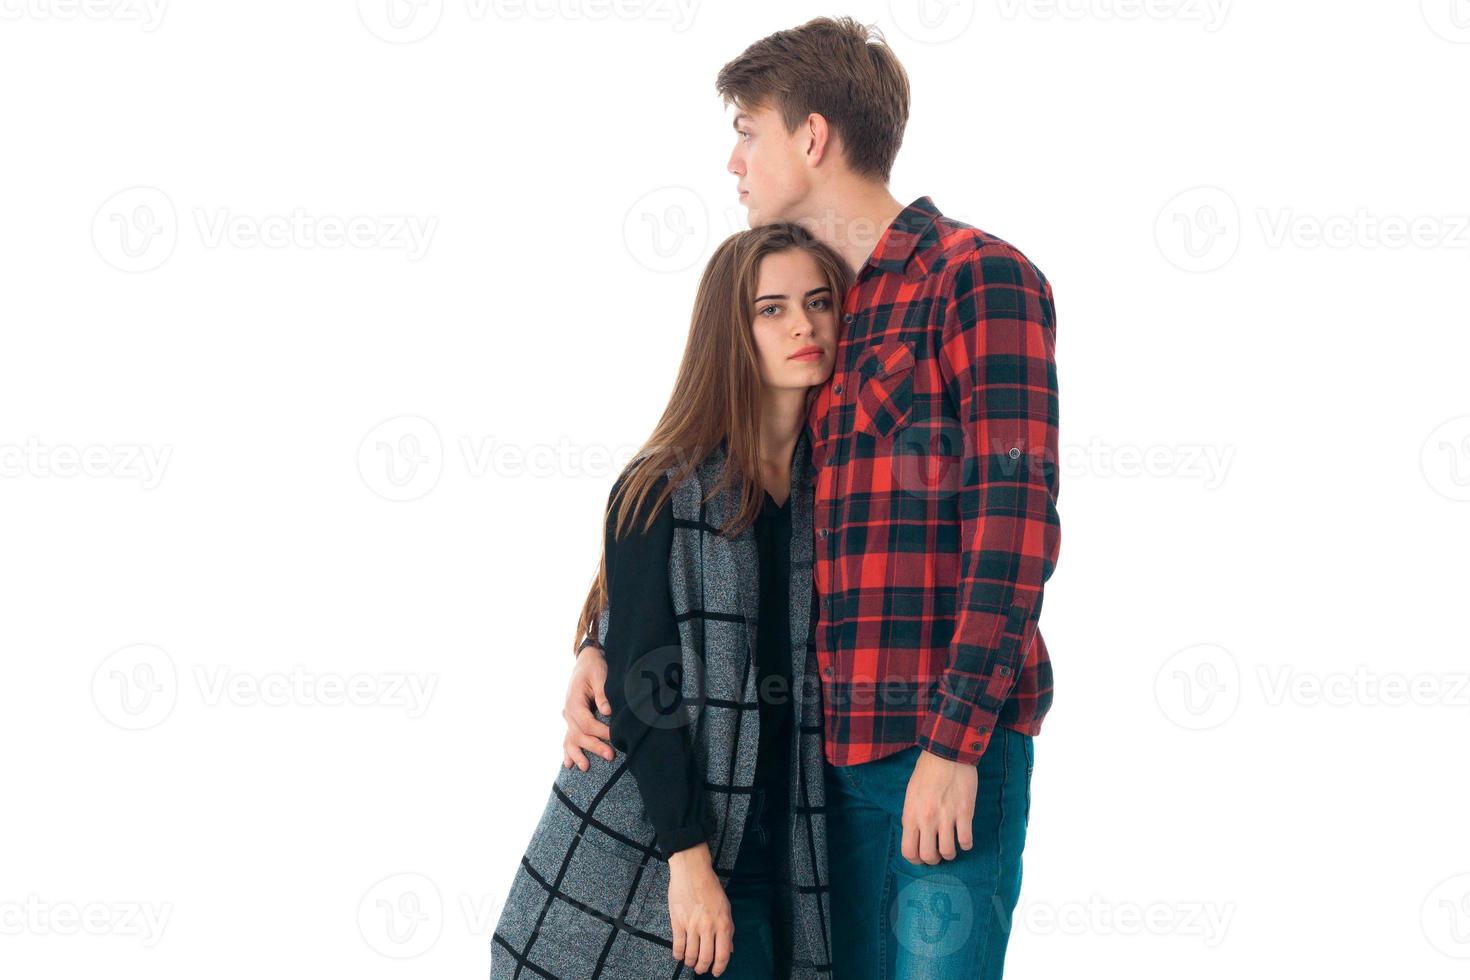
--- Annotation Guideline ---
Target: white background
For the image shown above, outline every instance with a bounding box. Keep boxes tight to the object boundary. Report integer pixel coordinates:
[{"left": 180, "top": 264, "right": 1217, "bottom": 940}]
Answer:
[{"left": 3, "top": 0, "right": 1468, "bottom": 977}]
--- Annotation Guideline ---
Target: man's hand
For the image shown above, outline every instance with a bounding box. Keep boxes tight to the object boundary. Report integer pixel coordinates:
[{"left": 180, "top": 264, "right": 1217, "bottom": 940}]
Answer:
[
  {"left": 562, "top": 645, "right": 614, "bottom": 770},
  {"left": 900, "top": 748, "right": 979, "bottom": 864}
]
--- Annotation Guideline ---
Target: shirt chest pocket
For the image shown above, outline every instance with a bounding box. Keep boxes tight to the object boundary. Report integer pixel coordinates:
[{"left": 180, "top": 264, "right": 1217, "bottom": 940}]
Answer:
[{"left": 853, "top": 340, "right": 915, "bottom": 440}]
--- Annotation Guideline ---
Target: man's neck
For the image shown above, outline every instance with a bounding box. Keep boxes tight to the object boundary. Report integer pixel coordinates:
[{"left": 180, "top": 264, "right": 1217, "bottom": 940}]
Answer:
[{"left": 792, "top": 179, "right": 906, "bottom": 277}]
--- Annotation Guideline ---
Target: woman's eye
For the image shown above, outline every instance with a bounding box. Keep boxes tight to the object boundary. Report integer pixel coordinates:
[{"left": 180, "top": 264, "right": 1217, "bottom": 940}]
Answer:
[
  {"left": 759, "top": 304, "right": 780, "bottom": 317},
  {"left": 809, "top": 298, "right": 830, "bottom": 311}
]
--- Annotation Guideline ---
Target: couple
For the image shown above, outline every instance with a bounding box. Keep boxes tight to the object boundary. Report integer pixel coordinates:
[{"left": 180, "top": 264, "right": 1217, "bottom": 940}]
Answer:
[{"left": 491, "top": 15, "right": 1059, "bottom": 980}]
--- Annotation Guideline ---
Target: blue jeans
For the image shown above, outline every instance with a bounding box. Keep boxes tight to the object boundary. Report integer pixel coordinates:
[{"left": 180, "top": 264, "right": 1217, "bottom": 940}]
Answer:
[
  {"left": 719, "top": 775, "right": 792, "bottom": 978},
  {"left": 825, "top": 730, "right": 1033, "bottom": 980}
]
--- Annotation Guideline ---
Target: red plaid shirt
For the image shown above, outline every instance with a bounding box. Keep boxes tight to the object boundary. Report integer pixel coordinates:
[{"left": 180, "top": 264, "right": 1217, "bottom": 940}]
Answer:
[{"left": 807, "top": 195, "right": 1059, "bottom": 767}]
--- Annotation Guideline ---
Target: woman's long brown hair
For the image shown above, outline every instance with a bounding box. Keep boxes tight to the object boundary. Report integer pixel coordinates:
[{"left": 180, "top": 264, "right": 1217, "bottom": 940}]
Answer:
[{"left": 572, "top": 221, "right": 851, "bottom": 652}]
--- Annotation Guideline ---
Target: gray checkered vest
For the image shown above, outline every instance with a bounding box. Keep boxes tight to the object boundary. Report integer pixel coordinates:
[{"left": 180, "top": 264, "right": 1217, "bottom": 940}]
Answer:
[{"left": 491, "top": 427, "right": 832, "bottom": 979}]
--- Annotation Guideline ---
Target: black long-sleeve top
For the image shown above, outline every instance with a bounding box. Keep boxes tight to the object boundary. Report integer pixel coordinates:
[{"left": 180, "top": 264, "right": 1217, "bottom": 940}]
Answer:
[{"left": 600, "top": 471, "right": 793, "bottom": 859}]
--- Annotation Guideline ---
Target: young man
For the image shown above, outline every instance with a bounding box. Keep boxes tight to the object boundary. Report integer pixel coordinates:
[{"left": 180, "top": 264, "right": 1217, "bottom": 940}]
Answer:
[{"left": 561, "top": 16, "right": 1059, "bottom": 979}]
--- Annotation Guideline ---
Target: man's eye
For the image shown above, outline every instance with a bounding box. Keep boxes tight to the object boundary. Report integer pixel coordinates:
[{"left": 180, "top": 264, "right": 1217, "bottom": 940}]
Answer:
[{"left": 739, "top": 130, "right": 751, "bottom": 141}]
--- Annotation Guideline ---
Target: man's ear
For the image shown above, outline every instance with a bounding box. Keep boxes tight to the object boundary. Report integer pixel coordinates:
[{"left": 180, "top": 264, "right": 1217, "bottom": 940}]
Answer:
[{"left": 803, "top": 112, "right": 835, "bottom": 168}]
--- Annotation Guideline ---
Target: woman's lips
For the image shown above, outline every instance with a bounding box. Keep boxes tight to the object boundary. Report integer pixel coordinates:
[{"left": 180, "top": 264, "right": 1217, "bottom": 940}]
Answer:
[{"left": 789, "top": 350, "right": 822, "bottom": 361}]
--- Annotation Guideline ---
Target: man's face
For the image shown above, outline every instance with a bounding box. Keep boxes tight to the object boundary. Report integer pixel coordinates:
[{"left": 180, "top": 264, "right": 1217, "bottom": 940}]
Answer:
[{"left": 727, "top": 103, "right": 810, "bottom": 227}]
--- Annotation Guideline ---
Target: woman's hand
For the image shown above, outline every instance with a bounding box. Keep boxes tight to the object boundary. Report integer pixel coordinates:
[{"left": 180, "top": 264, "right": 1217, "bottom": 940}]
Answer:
[
  {"left": 667, "top": 843, "right": 734, "bottom": 976},
  {"left": 562, "top": 645, "right": 614, "bottom": 769}
]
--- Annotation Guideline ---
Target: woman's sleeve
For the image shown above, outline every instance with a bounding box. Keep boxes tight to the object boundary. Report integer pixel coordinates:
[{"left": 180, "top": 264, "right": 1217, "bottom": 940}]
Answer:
[{"left": 601, "top": 471, "right": 713, "bottom": 858}]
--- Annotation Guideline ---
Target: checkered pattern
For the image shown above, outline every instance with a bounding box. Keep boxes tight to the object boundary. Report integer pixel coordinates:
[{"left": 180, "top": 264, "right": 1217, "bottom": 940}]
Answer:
[
  {"left": 807, "top": 195, "right": 1060, "bottom": 767},
  {"left": 492, "top": 429, "right": 831, "bottom": 978}
]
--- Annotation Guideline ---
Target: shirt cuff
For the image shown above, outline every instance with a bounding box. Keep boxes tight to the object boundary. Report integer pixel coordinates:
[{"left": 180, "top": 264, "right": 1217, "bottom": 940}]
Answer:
[
  {"left": 655, "top": 824, "right": 710, "bottom": 859},
  {"left": 916, "top": 694, "right": 998, "bottom": 765}
]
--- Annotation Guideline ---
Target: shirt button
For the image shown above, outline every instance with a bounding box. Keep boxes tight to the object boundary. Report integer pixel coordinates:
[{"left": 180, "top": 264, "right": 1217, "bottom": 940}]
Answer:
[
  {"left": 998, "top": 665, "right": 1011, "bottom": 677},
  {"left": 823, "top": 667, "right": 833, "bottom": 677},
  {"left": 1008, "top": 447, "right": 1022, "bottom": 459},
  {"left": 843, "top": 313, "right": 854, "bottom": 324},
  {"left": 970, "top": 741, "right": 982, "bottom": 751},
  {"left": 833, "top": 384, "right": 842, "bottom": 395},
  {"left": 818, "top": 528, "right": 828, "bottom": 538}
]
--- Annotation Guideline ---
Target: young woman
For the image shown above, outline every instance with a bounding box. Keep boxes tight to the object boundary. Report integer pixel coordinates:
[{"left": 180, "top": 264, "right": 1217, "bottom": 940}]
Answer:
[{"left": 490, "top": 222, "right": 849, "bottom": 980}]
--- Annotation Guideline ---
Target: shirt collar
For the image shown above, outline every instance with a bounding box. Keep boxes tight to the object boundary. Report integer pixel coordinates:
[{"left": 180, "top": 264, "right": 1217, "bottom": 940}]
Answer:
[{"left": 862, "top": 195, "right": 942, "bottom": 278}]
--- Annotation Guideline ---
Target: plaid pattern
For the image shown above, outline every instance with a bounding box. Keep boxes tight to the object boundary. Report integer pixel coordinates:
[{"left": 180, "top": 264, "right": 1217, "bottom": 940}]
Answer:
[
  {"left": 492, "top": 429, "right": 831, "bottom": 978},
  {"left": 807, "top": 196, "right": 1060, "bottom": 767}
]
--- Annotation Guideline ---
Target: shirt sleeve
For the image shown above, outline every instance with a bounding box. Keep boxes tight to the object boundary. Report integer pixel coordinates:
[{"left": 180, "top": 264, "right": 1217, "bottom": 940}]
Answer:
[
  {"left": 601, "top": 471, "right": 713, "bottom": 857},
  {"left": 918, "top": 244, "right": 1061, "bottom": 765}
]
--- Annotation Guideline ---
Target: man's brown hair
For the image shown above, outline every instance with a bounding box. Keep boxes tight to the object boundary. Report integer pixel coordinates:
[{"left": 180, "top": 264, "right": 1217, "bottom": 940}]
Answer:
[{"left": 715, "top": 16, "right": 911, "bottom": 184}]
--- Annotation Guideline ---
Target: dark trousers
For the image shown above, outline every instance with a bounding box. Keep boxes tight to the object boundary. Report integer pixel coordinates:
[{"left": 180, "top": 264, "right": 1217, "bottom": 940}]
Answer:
[{"left": 720, "top": 751, "right": 793, "bottom": 978}]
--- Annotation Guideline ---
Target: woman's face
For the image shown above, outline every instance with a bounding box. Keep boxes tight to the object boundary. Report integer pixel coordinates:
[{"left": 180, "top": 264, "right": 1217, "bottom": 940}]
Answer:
[{"left": 749, "top": 249, "right": 838, "bottom": 393}]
